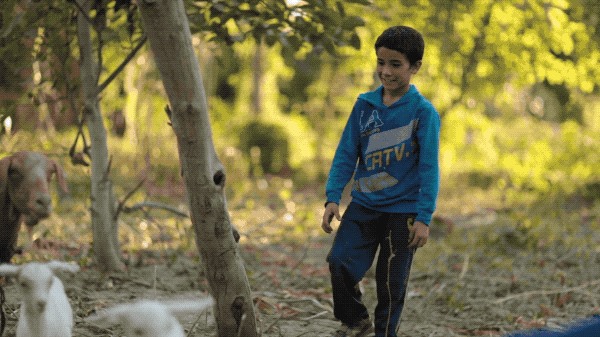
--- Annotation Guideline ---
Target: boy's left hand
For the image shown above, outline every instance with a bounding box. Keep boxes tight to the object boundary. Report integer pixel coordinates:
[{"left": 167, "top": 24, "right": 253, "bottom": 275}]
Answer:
[{"left": 408, "top": 221, "right": 429, "bottom": 249}]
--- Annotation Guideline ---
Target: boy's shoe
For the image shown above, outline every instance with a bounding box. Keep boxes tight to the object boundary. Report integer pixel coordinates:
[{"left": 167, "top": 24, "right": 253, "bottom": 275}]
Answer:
[{"left": 332, "top": 318, "right": 374, "bottom": 337}]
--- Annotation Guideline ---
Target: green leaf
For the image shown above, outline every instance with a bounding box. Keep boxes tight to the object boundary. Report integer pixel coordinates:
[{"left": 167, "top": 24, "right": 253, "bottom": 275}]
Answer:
[
  {"left": 286, "top": 34, "right": 303, "bottom": 50},
  {"left": 265, "top": 29, "right": 278, "bottom": 46},
  {"left": 341, "top": 15, "right": 365, "bottom": 30},
  {"left": 321, "top": 35, "right": 337, "bottom": 55},
  {"left": 348, "top": 31, "right": 361, "bottom": 49}
]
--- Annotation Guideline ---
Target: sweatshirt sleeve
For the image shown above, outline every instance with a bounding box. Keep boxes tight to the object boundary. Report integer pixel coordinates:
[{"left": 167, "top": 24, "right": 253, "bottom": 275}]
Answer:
[
  {"left": 415, "top": 102, "right": 441, "bottom": 224},
  {"left": 325, "top": 103, "right": 361, "bottom": 205}
]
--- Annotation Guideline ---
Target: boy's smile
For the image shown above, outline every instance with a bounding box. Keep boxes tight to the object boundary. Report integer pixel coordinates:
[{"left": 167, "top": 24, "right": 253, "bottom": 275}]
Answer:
[{"left": 376, "top": 47, "right": 421, "bottom": 104}]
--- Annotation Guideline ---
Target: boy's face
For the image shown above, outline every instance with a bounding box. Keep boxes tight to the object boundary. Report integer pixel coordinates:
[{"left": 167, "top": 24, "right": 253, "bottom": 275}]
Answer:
[{"left": 376, "top": 47, "right": 421, "bottom": 97}]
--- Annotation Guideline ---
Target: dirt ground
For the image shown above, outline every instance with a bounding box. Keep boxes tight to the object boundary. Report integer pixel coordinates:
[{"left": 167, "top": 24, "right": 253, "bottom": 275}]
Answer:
[{"left": 2, "top": 220, "right": 600, "bottom": 337}]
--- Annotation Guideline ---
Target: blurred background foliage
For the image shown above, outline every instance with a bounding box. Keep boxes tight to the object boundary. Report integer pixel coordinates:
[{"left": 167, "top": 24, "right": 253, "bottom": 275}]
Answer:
[{"left": 0, "top": 0, "right": 599, "bottom": 254}]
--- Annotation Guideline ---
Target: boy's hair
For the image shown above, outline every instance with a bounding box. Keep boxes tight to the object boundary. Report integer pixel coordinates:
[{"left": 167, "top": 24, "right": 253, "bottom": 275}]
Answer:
[{"left": 375, "top": 26, "right": 424, "bottom": 65}]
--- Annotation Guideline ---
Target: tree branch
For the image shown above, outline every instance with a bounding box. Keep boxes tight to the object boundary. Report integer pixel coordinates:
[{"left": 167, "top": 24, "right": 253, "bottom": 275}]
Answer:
[
  {"left": 1, "top": 0, "right": 31, "bottom": 39},
  {"left": 96, "top": 35, "right": 147, "bottom": 95},
  {"left": 70, "top": 0, "right": 96, "bottom": 30},
  {"left": 114, "top": 178, "right": 147, "bottom": 221},
  {"left": 122, "top": 201, "right": 189, "bottom": 218}
]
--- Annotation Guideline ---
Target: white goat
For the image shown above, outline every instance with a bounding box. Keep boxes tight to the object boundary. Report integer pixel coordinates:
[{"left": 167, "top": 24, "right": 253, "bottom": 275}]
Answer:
[
  {"left": 0, "top": 261, "right": 79, "bottom": 337},
  {"left": 86, "top": 297, "right": 214, "bottom": 337}
]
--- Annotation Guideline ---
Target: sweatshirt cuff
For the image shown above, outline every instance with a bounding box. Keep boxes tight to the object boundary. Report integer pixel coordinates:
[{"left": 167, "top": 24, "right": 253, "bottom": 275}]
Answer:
[
  {"left": 416, "top": 215, "right": 432, "bottom": 226},
  {"left": 325, "top": 192, "right": 341, "bottom": 206}
]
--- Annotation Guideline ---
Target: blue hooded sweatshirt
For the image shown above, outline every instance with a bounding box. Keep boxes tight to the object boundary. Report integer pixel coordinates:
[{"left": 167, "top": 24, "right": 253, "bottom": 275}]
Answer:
[{"left": 325, "top": 84, "right": 440, "bottom": 224}]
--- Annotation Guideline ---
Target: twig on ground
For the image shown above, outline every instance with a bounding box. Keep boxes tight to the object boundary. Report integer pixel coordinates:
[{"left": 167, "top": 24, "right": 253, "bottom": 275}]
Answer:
[
  {"left": 300, "top": 310, "right": 329, "bottom": 321},
  {"left": 493, "top": 279, "right": 600, "bottom": 304},
  {"left": 264, "top": 314, "right": 283, "bottom": 334},
  {"left": 186, "top": 308, "right": 207, "bottom": 337},
  {"left": 459, "top": 254, "right": 470, "bottom": 280},
  {"left": 278, "top": 298, "right": 333, "bottom": 313},
  {"left": 109, "top": 275, "right": 152, "bottom": 288}
]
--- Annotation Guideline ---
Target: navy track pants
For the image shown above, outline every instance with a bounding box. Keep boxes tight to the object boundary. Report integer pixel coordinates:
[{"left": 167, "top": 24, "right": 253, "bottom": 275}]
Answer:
[{"left": 327, "top": 202, "right": 416, "bottom": 337}]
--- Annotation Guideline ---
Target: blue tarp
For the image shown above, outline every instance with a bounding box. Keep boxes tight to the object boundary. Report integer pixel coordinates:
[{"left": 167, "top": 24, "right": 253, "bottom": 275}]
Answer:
[{"left": 506, "top": 316, "right": 600, "bottom": 337}]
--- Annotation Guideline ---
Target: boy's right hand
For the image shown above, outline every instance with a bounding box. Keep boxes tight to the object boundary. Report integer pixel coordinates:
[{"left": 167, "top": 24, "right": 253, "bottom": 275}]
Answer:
[{"left": 321, "top": 202, "right": 341, "bottom": 234}]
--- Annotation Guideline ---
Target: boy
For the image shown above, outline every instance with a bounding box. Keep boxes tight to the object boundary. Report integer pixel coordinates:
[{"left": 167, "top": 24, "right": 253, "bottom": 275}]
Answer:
[{"left": 321, "top": 26, "right": 440, "bottom": 337}]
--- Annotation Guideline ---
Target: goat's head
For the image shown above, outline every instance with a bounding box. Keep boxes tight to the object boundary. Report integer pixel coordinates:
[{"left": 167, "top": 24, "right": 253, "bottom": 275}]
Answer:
[
  {"left": 90, "top": 301, "right": 180, "bottom": 337},
  {"left": 86, "top": 298, "right": 214, "bottom": 337},
  {"left": 0, "top": 152, "right": 68, "bottom": 226},
  {"left": 0, "top": 261, "right": 79, "bottom": 314}
]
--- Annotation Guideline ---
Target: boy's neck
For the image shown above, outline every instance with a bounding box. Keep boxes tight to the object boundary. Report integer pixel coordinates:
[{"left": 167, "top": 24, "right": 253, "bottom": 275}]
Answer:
[{"left": 382, "top": 85, "right": 410, "bottom": 106}]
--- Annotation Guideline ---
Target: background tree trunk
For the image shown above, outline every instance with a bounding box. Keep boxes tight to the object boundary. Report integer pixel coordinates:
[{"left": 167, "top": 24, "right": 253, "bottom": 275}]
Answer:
[
  {"left": 137, "top": 1, "right": 258, "bottom": 336},
  {"left": 76, "top": 0, "right": 123, "bottom": 272},
  {"left": 251, "top": 41, "right": 264, "bottom": 116}
]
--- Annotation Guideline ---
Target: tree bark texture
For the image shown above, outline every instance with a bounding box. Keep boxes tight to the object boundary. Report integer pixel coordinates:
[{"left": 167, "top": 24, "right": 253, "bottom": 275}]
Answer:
[
  {"left": 76, "top": 0, "right": 124, "bottom": 272},
  {"left": 137, "top": 1, "right": 258, "bottom": 336}
]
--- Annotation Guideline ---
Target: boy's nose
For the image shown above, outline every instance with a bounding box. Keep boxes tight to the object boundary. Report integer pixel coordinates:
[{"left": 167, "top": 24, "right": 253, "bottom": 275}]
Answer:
[{"left": 381, "top": 66, "right": 393, "bottom": 75}]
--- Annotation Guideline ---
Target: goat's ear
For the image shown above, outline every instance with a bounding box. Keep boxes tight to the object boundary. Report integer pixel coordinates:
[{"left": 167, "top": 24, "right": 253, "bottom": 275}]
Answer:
[
  {"left": 164, "top": 297, "right": 214, "bottom": 316},
  {"left": 0, "top": 263, "right": 21, "bottom": 277},
  {"left": 46, "top": 261, "right": 80, "bottom": 274},
  {"left": 47, "top": 159, "right": 69, "bottom": 195}
]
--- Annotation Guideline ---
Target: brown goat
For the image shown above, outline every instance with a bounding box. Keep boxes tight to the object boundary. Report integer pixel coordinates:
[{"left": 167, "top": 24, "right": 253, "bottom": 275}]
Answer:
[{"left": 0, "top": 152, "right": 68, "bottom": 263}]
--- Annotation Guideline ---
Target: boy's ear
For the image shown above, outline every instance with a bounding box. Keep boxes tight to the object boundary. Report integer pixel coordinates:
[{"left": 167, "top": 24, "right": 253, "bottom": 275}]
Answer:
[{"left": 411, "top": 60, "right": 422, "bottom": 73}]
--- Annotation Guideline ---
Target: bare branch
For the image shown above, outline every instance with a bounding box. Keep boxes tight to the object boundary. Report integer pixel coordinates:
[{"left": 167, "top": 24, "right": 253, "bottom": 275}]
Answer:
[
  {"left": 1, "top": 0, "right": 32, "bottom": 39},
  {"left": 97, "top": 36, "right": 148, "bottom": 95},
  {"left": 114, "top": 178, "right": 147, "bottom": 221},
  {"left": 70, "top": 0, "right": 96, "bottom": 30},
  {"left": 122, "top": 201, "right": 189, "bottom": 218}
]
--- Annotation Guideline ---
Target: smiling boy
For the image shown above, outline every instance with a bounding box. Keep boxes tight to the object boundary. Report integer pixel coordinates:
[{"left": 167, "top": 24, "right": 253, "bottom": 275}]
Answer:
[{"left": 321, "top": 26, "right": 440, "bottom": 337}]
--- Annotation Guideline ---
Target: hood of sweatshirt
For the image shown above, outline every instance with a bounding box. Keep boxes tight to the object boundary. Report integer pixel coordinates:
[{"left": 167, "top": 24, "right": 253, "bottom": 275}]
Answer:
[{"left": 357, "top": 84, "right": 419, "bottom": 109}]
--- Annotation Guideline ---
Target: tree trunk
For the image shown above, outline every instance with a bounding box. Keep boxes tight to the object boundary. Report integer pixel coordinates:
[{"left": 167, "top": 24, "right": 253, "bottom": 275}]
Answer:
[
  {"left": 137, "top": 1, "right": 258, "bottom": 336},
  {"left": 251, "top": 41, "right": 264, "bottom": 116},
  {"left": 76, "top": 0, "right": 124, "bottom": 272}
]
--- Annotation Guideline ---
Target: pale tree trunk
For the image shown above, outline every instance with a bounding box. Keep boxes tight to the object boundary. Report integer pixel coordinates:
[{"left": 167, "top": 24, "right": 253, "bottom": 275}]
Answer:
[
  {"left": 137, "top": 1, "right": 258, "bottom": 336},
  {"left": 251, "top": 41, "right": 264, "bottom": 116},
  {"left": 76, "top": 0, "right": 124, "bottom": 272}
]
